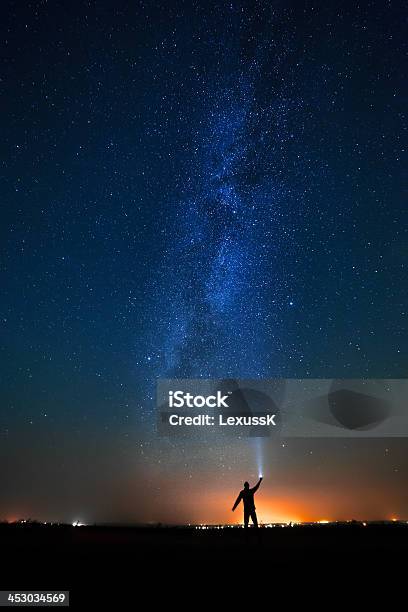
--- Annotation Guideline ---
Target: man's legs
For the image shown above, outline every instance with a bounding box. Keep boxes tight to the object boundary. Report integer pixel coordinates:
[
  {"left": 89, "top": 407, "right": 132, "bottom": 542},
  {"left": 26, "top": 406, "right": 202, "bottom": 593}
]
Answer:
[
  {"left": 244, "top": 510, "right": 249, "bottom": 528},
  {"left": 250, "top": 510, "right": 258, "bottom": 528}
]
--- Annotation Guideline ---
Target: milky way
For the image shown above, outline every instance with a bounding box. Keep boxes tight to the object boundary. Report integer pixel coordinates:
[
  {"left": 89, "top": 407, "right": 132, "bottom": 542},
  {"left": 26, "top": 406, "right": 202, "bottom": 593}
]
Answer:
[{"left": 152, "top": 44, "right": 299, "bottom": 380}]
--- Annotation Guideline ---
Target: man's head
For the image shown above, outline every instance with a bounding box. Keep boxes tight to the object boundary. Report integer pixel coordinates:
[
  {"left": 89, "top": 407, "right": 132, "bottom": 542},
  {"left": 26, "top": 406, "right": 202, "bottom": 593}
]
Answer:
[{"left": 244, "top": 481, "right": 249, "bottom": 489}]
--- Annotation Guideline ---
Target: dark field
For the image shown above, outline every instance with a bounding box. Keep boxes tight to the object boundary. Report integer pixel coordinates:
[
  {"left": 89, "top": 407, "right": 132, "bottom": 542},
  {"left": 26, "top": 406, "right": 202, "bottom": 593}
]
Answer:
[{"left": 1, "top": 523, "right": 406, "bottom": 604}]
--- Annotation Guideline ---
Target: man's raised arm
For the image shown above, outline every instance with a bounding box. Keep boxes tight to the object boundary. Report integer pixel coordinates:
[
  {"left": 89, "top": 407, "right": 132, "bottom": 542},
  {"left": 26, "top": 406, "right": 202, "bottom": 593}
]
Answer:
[
  {"left": 251, "top": 477, "right": 263, "bottom": 494},
  {"left": 232, "top": 492, "right": 242, "bottom": 512}
]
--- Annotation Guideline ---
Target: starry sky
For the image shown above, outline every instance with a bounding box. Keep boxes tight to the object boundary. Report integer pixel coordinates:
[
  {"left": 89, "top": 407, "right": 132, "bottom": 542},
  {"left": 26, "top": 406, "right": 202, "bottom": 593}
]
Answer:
[{"left": 1, "top": 1, "right": 407, "bottom": 524}]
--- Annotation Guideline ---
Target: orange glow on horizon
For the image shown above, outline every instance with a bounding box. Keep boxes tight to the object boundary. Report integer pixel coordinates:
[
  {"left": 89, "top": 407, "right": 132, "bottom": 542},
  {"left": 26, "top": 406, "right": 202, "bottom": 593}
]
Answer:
[
  {"left": 4, "top": 485, "right": 404, "bottom": 525},
  {"left": 174, "top": 484, "right": 404, "bottom": 526},
  {"left": 185, "top": 490, "right": 323, "bottom": 525}
]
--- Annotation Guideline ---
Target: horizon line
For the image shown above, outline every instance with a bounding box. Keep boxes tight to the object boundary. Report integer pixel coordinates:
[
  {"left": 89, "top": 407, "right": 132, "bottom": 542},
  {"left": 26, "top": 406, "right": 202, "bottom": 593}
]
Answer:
[{"left": 2, "top": 518, "right": 407, "bottom": 527}]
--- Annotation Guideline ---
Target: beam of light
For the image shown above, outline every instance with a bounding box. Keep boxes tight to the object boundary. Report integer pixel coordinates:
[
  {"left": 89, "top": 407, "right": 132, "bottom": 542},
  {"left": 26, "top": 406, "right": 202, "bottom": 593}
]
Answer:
[{"left": 253, "top": 437, "right": 264, "bottom": 478}]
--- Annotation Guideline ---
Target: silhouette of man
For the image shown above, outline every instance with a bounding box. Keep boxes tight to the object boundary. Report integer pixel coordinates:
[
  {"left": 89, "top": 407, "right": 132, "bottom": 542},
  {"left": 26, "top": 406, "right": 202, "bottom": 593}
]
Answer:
[{"left": 232, "top": 477, "right": 263, "bottom": 528}]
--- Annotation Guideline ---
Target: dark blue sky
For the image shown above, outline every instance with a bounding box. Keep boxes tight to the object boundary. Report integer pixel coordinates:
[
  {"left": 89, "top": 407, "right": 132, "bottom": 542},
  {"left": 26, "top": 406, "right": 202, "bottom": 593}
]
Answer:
[{"left": 1, "top": 1, "right": 407, "bottom": 523}]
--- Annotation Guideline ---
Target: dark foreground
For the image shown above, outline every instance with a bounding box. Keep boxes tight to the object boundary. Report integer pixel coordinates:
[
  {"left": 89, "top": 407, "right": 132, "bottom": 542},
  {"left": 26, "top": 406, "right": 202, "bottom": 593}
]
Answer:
[{"left": 1, "top": 523, "right": 407, "bottom": 605}]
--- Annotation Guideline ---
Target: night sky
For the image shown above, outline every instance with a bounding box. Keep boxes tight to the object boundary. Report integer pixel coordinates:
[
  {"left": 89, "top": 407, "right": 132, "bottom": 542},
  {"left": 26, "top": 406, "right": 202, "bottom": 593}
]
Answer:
[{"left": 1, "top": 1, "right": 407, "bottom": 525}]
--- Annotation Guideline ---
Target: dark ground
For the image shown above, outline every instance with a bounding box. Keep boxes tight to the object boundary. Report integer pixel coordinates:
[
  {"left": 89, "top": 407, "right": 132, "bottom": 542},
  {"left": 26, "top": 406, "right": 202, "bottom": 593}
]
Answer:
[{"left": 1, "top": 523, "right": 406, "bottom": 605}]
